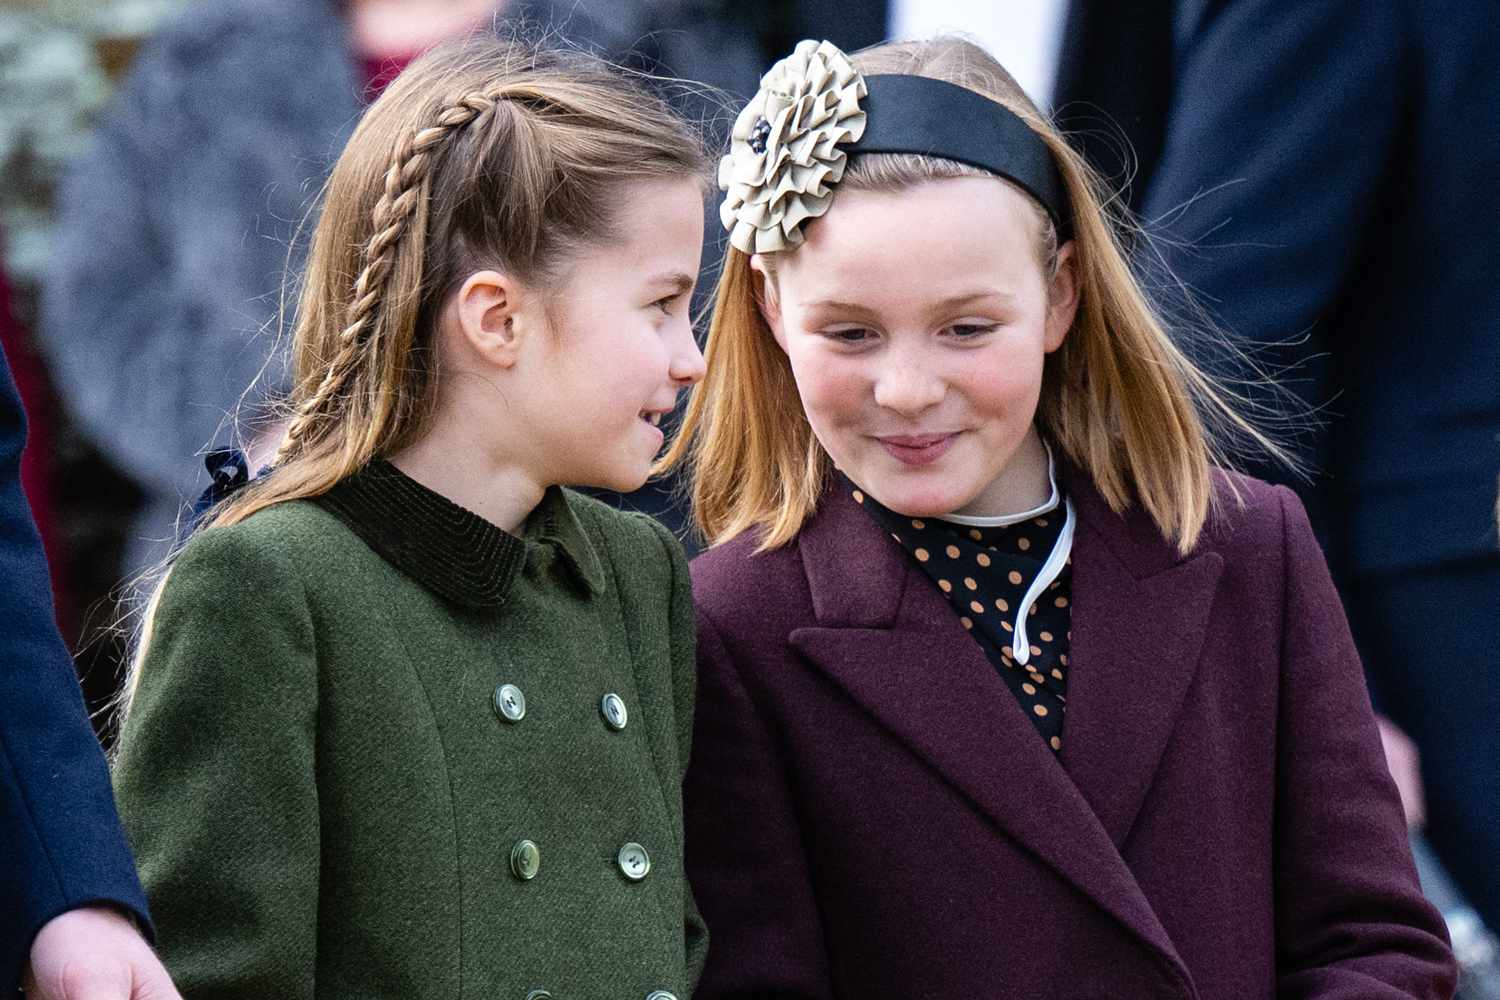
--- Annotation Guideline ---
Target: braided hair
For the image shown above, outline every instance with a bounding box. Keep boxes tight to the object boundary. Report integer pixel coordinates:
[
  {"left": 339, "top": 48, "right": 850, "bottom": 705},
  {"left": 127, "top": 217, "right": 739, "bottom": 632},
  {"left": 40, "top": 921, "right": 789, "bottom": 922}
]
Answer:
[{"left": 122, "top": 38, "right": 707, "bottom": 706}]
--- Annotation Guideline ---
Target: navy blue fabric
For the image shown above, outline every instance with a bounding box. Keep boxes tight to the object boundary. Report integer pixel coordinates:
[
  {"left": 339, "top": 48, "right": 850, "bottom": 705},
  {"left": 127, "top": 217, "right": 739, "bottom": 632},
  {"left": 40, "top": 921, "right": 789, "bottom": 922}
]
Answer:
[
  {"left": 1137, "top": 0, "right": 1500, "bottom": 923},
  {"left": 1349, "top": 559, "right": 1500, "bottom": 928},
  {"left": 0, "top": 346, "right": 150, "bottom": 991},
  {"left": 1142, "top": 0, "right": 1500, "bottom": 573}
]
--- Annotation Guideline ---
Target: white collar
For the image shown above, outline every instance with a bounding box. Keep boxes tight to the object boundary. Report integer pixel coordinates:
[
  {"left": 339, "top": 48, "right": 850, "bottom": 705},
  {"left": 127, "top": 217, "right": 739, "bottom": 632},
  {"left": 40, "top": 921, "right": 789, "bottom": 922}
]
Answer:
[{"left": 941, "top": 442, "right": 1062, "bottom": 528}]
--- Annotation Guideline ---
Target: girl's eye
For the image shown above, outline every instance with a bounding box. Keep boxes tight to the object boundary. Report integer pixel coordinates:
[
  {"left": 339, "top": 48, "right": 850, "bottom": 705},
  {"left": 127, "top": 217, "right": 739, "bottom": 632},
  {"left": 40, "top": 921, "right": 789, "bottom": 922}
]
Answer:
[
  {"left": 948, "top": 323, "right": 999, "bottom": 339},
  {"left": 824, "top": 327, "right": 873, "bottom": 344},
  {"left": 653, "top": 295, "right": 680, "bottom": 316}
]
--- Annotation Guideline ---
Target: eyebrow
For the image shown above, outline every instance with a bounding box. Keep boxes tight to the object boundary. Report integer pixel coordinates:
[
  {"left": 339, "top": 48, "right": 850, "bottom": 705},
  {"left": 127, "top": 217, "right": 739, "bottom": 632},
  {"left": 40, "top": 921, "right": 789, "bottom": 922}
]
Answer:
[
  {"left": 801, "top": 290, "right": 1019, "bottom": 314},
  {"left": 648, "top": 271, "right": 696, "bottom": 295}
]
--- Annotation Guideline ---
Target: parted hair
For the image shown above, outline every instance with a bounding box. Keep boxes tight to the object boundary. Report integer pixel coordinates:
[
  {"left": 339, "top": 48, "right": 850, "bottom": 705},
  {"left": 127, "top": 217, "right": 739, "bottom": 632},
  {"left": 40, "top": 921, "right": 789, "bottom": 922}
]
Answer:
[
  {"left": 661, "top": 36, "right": 1283, "bottom": 555},
  {"left": 125, "top": 37, "right": 706, "bottom": 701}
]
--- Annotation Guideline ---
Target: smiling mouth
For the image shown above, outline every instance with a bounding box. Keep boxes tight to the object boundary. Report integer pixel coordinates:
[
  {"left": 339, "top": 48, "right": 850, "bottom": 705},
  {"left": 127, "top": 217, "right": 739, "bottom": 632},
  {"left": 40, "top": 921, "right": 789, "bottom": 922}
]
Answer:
[{"left": 876, "top": 432, "right": 958, "bottom": 466}]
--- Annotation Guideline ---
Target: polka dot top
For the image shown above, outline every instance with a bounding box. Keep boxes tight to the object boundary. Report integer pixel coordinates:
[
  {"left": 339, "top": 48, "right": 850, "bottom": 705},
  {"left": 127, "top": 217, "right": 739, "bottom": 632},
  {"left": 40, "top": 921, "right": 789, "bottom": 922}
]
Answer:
[{"left": 844, "top": 474, "right": 1074, "bottom": 753}]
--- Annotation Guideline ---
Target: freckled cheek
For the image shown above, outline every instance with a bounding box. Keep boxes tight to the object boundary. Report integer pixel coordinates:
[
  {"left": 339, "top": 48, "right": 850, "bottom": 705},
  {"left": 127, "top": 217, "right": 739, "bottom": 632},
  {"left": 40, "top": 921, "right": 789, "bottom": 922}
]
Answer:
[
  {"left": 787, "top": 352, "right": 870, "bottom": 429},
  {"left": 954, "top": 356, "right": 1044, "bottom": 417}
]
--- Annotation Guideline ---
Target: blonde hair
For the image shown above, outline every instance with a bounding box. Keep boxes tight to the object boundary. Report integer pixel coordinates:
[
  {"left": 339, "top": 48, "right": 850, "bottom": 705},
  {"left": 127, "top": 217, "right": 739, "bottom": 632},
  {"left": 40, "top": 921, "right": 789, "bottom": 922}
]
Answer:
[
  {"left": 661, "top": 36, "right": 1285, "bottom": 555},
  {"left": 125, "top": 38, "right": 706, "bottom": 707}
]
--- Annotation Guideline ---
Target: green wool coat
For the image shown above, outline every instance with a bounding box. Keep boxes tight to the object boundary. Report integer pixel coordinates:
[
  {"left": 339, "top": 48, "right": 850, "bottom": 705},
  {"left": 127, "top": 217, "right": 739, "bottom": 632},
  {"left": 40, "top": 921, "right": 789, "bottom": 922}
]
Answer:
[{"left": 112, "top": 466, "right": 706, "bottom": 1000}]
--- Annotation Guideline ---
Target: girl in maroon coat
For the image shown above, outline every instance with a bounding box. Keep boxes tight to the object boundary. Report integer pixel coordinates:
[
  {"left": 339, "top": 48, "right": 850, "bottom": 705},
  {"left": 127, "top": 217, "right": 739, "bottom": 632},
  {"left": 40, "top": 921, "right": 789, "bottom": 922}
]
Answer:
[{"left": 662, "top": 36, "right": 1456, "bottom": 999}]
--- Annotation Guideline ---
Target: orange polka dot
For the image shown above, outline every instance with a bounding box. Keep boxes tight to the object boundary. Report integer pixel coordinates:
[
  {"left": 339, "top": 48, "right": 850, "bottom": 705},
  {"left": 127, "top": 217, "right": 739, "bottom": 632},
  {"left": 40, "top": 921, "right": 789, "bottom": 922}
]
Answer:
[
  {"left": 1017, "top": 537, "right": 1031, "bottom": 551},
  {"left": 969, "top": 529, "right": 983, "bottom": 541},
  {"left": 945, "top": 544, "right": 960, "bottom": 559},
  {"left": 969, "top": 600, "right": 985, "bottom": 614},
  {"left": 1033, "top": 705, "right": 1049, "bottom": 717},
  {"left": 1029, "top": 645, "right": 1041, "bottom": 657},
  {"left": 1008, "top": 570, "right": 1023, "bottom": 585},
  {"left": 976, "top": 553, "right": 991, "bottom": 567},
  {"left": 1037, "top": 518, "right": 1049, "bottom": 527},
  {"left": 963, "top": 577, "right": 978, "bottom": 590},
  {"left": 1054, "top": 596, "right": 1068, "bottom": 608},
  {"left": 911, "top": 519, "right": 926, "bottom": 529},
  {"left": 852, "top": 490, "right": 865, "bottom": 503},
  {"left": 915, "top": 548, "right": 930, "bottom": 562},
  {"left": 995, "top": 598, "right": 1009, "bottom": 612},
  {"left": 1051, "top": 668, "right": 1064, "bottom": 680},
  {"left": 1050, "top": 736, "right": 1062, "bottom": 750},
  {"left": 961, "top": 616, "right": 974, "bottom": 630},
  {"left": 1029, "top": 605, "right": 1038, "bottom": 616},
  {"left": 938, "top": 579, "right": 953, "bottom": 593},
  {"left": 1001, "top": 621, "right": 1013, "bottom": 632},
  {"left": 1039, "top": 631, "right": 1054, "bottom": 642},
  {"left": 1022, "top": 683, "right": 1036, "bottom": 695},
  {"left": 1029, "top": 671, "right": 1044, "bottom": 684}
]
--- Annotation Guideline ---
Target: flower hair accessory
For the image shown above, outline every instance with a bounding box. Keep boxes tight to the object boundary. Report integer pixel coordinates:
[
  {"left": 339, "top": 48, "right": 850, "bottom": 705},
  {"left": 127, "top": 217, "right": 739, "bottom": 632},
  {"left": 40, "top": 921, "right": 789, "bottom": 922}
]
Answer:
[{"left": 719, "top": 39, "right": 868, "bottom": 254}]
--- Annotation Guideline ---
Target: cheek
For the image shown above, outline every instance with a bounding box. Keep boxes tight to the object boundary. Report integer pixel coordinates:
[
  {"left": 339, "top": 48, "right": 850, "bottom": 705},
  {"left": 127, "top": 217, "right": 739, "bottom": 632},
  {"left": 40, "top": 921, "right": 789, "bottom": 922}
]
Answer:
[
  {"left": 961, "top": 349, "right": 1046, "bottom": 417},
  {"left": 785, "top": 344, "right": 866, "bottom": 425}
]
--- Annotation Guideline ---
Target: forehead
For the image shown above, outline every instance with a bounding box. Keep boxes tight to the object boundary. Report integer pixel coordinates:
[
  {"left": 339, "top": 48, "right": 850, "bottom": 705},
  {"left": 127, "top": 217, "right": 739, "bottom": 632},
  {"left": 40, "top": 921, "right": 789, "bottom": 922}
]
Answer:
[
  {"left": 577, "top": 176, "right": 706, "bottom": 281},
  {"left": 778, "top": 177, "right": 1045, "bottom": 299}
]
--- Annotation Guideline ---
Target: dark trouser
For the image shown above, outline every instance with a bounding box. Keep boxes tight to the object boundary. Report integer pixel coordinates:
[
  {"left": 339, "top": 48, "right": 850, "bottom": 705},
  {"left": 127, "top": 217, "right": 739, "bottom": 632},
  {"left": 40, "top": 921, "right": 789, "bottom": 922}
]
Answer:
[{"left": 1353, "top": 555, "right": 1500, "bottom": 928}]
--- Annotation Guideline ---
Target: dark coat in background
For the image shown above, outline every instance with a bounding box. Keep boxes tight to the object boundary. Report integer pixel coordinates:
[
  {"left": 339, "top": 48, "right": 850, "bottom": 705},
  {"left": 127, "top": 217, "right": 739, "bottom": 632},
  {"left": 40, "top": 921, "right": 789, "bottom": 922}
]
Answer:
[
  {"left": 0, "top": 346, "right": 150, "bottom": 992},
  {"left": 1134, "top": 0, "right": 1500, "bottom": 924},
  {"left": 684, "top": 470, "right": 1455, "bottom": 999}
]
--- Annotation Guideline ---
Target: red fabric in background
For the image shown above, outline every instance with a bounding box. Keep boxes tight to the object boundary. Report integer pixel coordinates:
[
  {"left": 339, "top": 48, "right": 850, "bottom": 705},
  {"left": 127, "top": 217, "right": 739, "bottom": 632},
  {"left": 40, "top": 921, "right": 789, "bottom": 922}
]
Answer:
[
  {"left": 0, "top": 245, "right": 68, "bottom": 617},
  {"left": 360, "top": 51, "right": 419, "bottom": 100}
]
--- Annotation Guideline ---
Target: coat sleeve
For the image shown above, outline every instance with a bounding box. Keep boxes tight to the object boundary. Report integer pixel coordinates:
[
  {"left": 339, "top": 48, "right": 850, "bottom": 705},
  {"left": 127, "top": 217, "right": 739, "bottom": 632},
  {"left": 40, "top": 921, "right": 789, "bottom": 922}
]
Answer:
[
  {"left": 0, "top": 349, "right": 150, "bottom": 992},
  {"left": 683, "top": 605, "right": 835, "bottom": 999},
  {"left": 112, "top": 525, "right": 320, "bottom": 999},
  {"left": 1269, "top": 486, "right": 1456, "bottom": 998}
]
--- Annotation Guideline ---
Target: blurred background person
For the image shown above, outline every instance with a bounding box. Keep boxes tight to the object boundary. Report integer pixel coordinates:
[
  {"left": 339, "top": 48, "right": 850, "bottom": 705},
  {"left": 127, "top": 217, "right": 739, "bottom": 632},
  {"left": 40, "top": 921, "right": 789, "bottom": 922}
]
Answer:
[
  {"left": 1135, "top": 0, "right": 1500, "bottom": 940},
  {"left": 39, "top": 0, "right": 509, "bottom": 585}
]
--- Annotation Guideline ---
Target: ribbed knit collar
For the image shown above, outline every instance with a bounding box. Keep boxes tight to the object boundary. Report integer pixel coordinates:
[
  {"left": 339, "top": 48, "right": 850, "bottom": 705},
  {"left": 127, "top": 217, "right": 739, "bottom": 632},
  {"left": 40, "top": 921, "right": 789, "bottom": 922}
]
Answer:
[{"left": 315, "top": 460, "right": 604, "bottom": 608}]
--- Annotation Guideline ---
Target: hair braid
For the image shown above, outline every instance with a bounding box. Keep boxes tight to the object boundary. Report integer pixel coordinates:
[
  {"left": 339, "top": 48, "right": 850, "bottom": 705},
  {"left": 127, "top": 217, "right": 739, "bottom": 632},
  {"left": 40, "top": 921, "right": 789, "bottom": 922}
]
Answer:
[{"left": 273, "top": 87, "right": 515, "bottom": 465}]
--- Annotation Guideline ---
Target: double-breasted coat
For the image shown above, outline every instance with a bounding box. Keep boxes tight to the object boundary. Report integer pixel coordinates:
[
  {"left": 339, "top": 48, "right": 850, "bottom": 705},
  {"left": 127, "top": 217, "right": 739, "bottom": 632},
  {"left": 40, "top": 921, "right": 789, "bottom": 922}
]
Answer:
[
  {"left": 683, "top": 468, "right": 1455, "bottom": 998},
  {"left": 113, "top": 466, "right": 705, "bottom": 999}
]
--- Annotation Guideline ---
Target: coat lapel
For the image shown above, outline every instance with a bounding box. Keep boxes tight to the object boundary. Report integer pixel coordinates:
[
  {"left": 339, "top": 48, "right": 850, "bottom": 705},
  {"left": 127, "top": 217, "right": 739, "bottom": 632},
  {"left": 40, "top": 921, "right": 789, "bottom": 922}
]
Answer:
[
  {"left": 1059, "top": 472, "right": 1224, "bottom": 848},
  {"left": 790, "top": 485, "right": 1199, "bottom": 979}
]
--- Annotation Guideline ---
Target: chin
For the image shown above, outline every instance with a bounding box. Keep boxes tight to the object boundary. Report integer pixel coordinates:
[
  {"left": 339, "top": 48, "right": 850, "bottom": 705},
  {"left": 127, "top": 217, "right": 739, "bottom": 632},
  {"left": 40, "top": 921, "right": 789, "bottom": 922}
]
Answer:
[
  {"left": 590, "top": 462, "right": 653, "bottom": 495},
  {"left": 859, "top": 473, "right": 973, "bottom": 520}
]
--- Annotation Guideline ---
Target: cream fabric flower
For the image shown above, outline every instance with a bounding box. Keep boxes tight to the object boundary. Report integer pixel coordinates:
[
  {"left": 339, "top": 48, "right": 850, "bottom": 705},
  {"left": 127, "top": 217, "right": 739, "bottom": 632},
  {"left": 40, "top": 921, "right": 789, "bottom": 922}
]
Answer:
[{"left": 719, "top": 39, "right": 868, "bottom": 254}]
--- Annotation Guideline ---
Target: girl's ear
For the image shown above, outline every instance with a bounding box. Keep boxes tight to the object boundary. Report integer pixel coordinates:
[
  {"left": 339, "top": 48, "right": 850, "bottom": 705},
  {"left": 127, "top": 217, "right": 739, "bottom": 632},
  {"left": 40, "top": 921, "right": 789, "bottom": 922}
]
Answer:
[
  {"left": 453, "top": 269, "right": 529, "bottom": 368},
  {"left": 748, "top": 254, "right": 788, "bottom": 352},
  {"left": 1043, "top": 241, "right": 1080, "bottom": 353}
]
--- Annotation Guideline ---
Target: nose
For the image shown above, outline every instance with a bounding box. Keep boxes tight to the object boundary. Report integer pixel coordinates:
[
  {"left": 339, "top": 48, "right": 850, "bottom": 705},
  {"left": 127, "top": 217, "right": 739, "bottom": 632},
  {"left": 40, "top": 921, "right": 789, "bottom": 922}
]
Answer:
[
  {"left": 668, "top": 317, "right": 707, "bottom": 387},
  {"left": 873, "top": 357, "right": 945, "bottom": 416}
]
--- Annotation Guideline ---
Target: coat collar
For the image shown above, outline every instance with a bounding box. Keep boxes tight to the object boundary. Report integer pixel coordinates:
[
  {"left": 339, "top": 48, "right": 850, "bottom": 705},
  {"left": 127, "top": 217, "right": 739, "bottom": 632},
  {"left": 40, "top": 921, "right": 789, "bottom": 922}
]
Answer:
[
  {"left": 791, "top": 465, "right": 1222, "bottom": 986},
  {"left": 316, "top": 461, "right": 605, "bottom": 608}
]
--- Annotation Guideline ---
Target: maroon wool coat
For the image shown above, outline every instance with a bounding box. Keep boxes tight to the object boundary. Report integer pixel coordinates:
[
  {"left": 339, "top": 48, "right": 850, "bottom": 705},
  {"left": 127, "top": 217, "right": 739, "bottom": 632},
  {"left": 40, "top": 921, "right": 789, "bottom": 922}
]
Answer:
[{"left": 684, "top": 469, "right": 1456, "bottom": 999}]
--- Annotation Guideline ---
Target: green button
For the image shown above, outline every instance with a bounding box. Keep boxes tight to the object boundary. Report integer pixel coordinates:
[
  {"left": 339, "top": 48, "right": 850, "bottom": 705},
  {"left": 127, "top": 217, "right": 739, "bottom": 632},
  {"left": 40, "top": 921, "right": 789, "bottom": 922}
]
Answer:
[
  {"left": 510, "top": 839, "right": 541, "bottom": 881},
  {"left": 494, "top": 684, "right": 526, "bottom": 723},
  {"left": 601, "top": 692, "right": 628, "bottom": 730},
  {"left": 617, "top": 842, "right": 650, "bottom": 881}
]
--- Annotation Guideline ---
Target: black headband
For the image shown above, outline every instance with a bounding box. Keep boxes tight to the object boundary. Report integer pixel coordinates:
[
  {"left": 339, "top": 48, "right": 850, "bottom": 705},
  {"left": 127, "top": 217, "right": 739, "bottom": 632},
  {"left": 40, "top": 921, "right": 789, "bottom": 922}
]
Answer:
[{"left": 850, "top": 75, "right": 1072, "bottom": 240}]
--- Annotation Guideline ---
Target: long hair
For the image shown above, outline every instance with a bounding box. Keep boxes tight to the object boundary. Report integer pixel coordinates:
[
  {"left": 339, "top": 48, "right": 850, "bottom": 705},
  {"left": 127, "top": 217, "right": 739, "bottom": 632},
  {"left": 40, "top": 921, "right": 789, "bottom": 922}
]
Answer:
[
  {"left": 661, "top": 35, "right": 1287, "bottom": 555},
  {"left": 125, "top": 37, "right": 707, "bottom": 708}
]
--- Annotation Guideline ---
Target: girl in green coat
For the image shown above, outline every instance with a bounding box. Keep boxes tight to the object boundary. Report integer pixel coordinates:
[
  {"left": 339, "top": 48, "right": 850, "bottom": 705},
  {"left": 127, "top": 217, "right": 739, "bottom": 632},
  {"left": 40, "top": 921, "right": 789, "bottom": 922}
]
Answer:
[{"left": 113, "top": 38, "right": 709, "bottom": 1000}]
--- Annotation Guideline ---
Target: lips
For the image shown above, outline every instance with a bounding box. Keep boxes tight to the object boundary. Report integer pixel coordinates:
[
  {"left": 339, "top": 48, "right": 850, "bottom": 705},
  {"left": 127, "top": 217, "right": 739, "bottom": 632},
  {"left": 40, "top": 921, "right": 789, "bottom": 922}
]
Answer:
[{"left": 876, "top": 432, "right": 958, "bottom": 466}]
